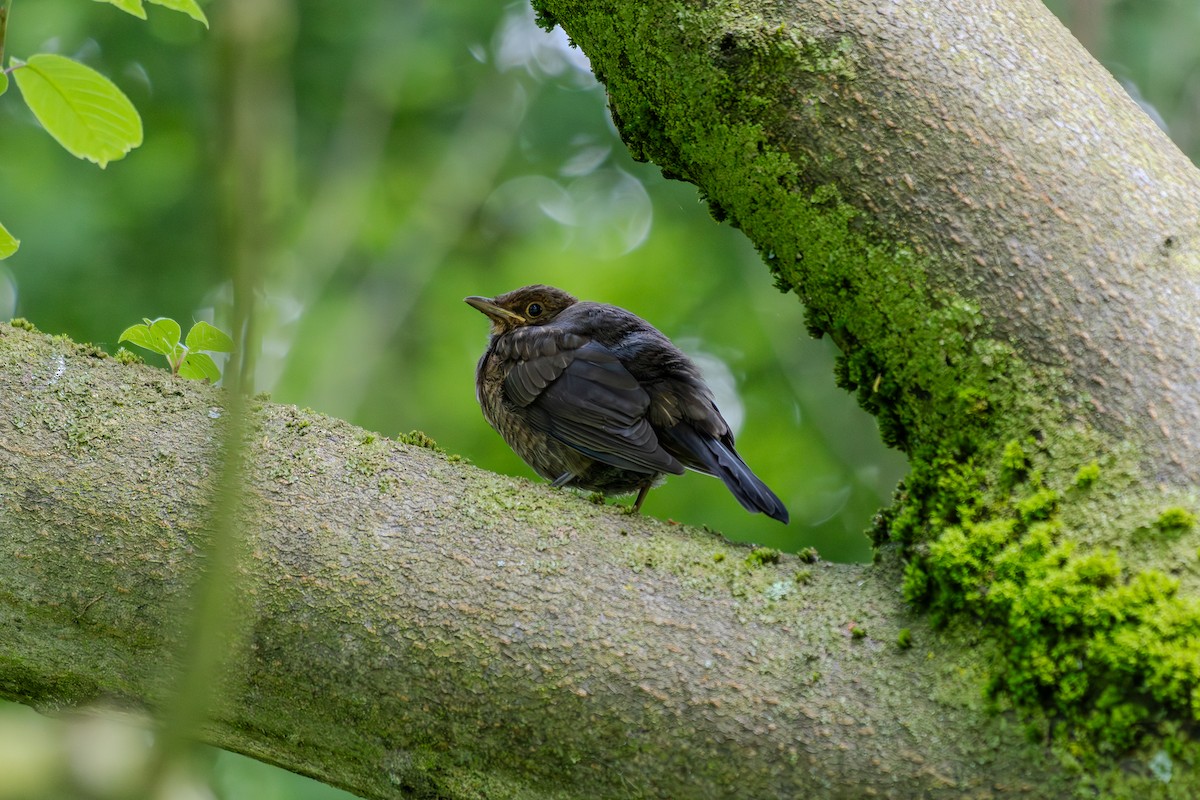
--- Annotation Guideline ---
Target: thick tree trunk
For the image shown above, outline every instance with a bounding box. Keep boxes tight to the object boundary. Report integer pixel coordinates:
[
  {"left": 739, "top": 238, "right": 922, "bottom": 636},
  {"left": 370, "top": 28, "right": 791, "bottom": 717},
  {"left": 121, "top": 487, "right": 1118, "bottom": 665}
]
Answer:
[
  {"left": 533, "top": 0, "right": 1200, "bottom": 479},
  {"left": 4, "top": 0, "right": 1200, "bottom": 797},
  {"left": 531, "top": 0, "right": 1200, "bottom": 784}
]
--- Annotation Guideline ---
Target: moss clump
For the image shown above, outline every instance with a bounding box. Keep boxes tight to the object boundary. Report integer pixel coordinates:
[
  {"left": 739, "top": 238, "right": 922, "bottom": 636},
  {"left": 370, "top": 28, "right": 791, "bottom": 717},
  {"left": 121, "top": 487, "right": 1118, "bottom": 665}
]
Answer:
[
  {"left": 896, "top": 628, "right": 912, "bottom": 649},
  {"left": 113, "top": 347, "right": 144, "bottom": 366},
  {"left": 744, "top": 547, "right": 781, "bottom": 567},
  {"left": 1073, "top": 461, "right": 1100, "bottom": 489},
  {"left": 1154, "top": 507, "right": 1196, "bottom": 537},
  {"left": 8, "top": 317, "right": 38, "bottom": 332},
  {"left": 1016, "top": 488, "right": 1058, "bottom": 525},
  {"left": 850, "top": 625, "right": 867, "bottom": 640},
  {"left": 795, "top": 546, "right": 819, "bottom": 564},
  {"left": 903, "top": 456, "right": 1200, "bottom": 755},
  {"left": 1000, "top": 439, "right": 1030, "bottom": 488},
  {"left": 397, "top": 430, "right": 444, "bottom": 453}
]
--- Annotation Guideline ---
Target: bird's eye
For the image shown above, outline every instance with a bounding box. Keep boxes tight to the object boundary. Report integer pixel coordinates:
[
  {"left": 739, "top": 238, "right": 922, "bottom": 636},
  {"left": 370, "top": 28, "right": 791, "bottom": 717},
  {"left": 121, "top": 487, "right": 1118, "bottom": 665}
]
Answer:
[{"left": 526, "top": 302, "right": 543, "bottom": 318}]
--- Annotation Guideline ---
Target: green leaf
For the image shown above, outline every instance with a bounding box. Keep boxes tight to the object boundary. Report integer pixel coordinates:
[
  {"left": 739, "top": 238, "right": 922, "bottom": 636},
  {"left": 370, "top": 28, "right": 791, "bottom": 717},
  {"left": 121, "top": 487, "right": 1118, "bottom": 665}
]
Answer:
[
  {"left": 0, "top": 72, "right": 8, "bottom": 98},
  {"left": 12, "top": 54, "right": 144, "bottom": 168},
  {"left": 0, "top": 221, "right": 19, "bottom": 260},
  {"left": 148, "top": 0, "right": 209, "bottom": 27},
  {"left": 119, "top": 317, "right": 181, "bottom": 356},
  {"left": 93, "top": 0, "right": 148, "bottom": 20},
  {"left": 117, "top": 323, "right": 159, "bottom": 353},
  {"left": 94, "top": 0, "right": 207, "bottom": 27},
  {"left": 184, "top": 320, "right": 235, "bottom": 353},
  {"left": 179, "top": 352, "right": 221, "bottom": 382}
]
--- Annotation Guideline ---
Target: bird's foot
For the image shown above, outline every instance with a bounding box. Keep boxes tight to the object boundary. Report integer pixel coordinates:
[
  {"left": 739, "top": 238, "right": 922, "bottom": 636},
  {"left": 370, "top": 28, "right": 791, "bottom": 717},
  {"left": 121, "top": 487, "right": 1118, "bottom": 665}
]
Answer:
[{"left": 628, "top": 484, "right": 651, "bottom": 515}]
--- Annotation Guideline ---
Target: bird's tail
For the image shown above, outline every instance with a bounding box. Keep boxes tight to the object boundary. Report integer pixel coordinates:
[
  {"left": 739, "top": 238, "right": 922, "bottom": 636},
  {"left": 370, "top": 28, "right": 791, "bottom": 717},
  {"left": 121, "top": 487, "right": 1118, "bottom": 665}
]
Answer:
[{"left": 662, "top": 426, "right": 789, "bottom": 524}]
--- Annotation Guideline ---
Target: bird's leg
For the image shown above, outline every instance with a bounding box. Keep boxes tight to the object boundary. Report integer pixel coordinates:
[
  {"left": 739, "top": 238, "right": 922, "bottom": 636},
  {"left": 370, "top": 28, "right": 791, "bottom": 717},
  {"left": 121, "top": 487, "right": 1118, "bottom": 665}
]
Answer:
[
  {"left": 551, "top": 471, "right": 575, "bottom": 488},
  {"left": 629, "top": 483, "right": 652, "bottom": 515}
]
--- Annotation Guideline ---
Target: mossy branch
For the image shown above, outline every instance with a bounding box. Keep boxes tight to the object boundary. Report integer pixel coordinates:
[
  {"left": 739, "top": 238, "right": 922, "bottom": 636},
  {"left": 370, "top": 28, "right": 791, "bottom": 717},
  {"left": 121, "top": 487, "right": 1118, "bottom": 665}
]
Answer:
[
  {"left": 5, "top": 0, "right": 1200, "bottom": 794},
  {"left": 0, "top": 321, "right": 1161, "bottom": 799},
  {"left": 534, "top": 0, "right": 1200, "bottom": 782}
]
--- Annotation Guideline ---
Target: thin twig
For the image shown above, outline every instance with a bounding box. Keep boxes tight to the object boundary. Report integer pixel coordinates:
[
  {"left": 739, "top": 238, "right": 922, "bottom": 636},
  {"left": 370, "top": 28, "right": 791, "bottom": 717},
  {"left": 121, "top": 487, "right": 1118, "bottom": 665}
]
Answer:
[{"left": 0, "top": 0, "right": 12, "bottom": 70}]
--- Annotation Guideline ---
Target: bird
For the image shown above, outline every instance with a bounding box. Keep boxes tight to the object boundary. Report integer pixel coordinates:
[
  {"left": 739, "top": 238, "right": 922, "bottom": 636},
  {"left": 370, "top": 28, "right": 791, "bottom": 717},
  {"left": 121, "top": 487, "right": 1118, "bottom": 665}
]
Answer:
[{"left": 465, "top": 285, "right": 788, "bottom": 523}]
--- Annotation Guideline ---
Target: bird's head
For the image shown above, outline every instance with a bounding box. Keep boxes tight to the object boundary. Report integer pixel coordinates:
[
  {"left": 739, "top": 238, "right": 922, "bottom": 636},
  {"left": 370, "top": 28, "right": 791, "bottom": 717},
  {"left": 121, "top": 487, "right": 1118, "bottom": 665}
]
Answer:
[{"left": 464, "top": 285, "right": 578, "bottom": 335}]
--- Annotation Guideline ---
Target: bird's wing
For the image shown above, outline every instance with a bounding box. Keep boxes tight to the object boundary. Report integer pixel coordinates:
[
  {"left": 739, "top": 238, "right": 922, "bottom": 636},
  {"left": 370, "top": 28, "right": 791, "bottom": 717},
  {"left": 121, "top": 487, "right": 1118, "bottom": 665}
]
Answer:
[{"left": 504, "top": 338, "right": 683, "bottom": 475}]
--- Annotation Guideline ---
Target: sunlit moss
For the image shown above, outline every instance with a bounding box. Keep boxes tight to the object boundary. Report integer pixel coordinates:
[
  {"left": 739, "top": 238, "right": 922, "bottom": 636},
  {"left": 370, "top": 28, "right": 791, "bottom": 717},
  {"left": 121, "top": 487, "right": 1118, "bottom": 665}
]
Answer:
[
  {"left": 1073, "top": 461, "right": 1101, "bottom": 489},
  {"left": 1154, "top": 507, "right": 1197, "bottom": 537}
]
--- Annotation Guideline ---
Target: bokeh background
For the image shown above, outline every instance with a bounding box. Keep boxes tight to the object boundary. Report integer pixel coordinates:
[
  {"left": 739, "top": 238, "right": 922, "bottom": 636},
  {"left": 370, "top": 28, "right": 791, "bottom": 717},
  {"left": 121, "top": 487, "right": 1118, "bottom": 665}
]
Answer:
[{"left": 0, "top": 1, "right": 1196, "bottom": 797}]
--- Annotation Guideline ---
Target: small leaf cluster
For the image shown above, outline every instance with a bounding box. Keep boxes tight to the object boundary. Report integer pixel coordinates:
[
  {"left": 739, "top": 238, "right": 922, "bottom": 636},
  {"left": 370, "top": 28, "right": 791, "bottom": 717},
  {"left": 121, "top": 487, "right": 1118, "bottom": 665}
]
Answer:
[
  {"left": 99, "top": 0, "right": 207, "bottom": 26},
  {"left": 119, "top": 318, "right": 234, "bottom": 382},
  {"left": 0, "top": 0, "right": 207, "bottom": 260}
]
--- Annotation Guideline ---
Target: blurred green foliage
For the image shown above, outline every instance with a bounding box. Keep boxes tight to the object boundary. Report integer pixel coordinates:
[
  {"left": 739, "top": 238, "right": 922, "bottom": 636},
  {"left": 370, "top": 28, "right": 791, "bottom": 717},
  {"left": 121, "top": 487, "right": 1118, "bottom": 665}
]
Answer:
[
  {"left": 0, "top": 0, "right": 1197, "bottom": 797},
  {"left": 0, "top": 0, "right": 909, "bottom": 561}
]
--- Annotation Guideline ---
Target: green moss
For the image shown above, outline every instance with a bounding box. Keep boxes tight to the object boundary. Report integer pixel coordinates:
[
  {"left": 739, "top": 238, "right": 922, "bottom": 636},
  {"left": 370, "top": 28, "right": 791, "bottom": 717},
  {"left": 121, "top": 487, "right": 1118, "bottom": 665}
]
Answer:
[
  {"left": 1016, "top": 488, "right": 1059, "bottom": 524},
  {"left": 1000, "top": 440, "right": 1030, "bottom": 488},
  {"left": 745, "top": 547, "right": 781, "bottom": 567},
  {"left": 1154, "top": 507, "right": 1196, "bottom": 537},
  {"left": 906, "top": 457, "right": 1200, "bottom": 755},
  {"left": 113, "top": 346, "right": 144, "bottom": 366},
  {"left": 712, "top": 552, "right": 726, "bottom": 563},
  {"left": 0, "top": 657, "right": 100, "bottom": 709},
  {"left": 8, "top": 317, "right": 38, "bottom": 332},
  {"left": 1073, "top": 461, "right": 1101, "bottom": 489},
  {"left": 397, "top": 429, "right": 443, "bottom": 453},
  {"left": 850, "top": 625, "right": 867, "bottom": 640},
  {"left": 896, "top": 628, "right": 912, "bottom": 649},
  {"left": 795, "top": 546, "right": 819, "bottom": 564},
  {"left": 78, "top": 342, "right": 107, "bottom": 359}
]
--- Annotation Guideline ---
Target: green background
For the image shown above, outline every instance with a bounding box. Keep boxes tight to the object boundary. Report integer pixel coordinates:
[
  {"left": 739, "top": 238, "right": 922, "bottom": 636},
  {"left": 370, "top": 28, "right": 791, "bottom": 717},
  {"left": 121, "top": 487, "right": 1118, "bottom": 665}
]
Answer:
[{"left": 0, "top": 1, "right": 1195, "bottom": 797}]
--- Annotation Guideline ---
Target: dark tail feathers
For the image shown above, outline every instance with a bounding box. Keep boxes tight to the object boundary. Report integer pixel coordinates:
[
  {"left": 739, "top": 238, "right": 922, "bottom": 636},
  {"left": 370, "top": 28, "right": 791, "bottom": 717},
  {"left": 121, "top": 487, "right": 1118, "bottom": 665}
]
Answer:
[{"left": 661, "top": 426, "right": 789, "bottom": 524}]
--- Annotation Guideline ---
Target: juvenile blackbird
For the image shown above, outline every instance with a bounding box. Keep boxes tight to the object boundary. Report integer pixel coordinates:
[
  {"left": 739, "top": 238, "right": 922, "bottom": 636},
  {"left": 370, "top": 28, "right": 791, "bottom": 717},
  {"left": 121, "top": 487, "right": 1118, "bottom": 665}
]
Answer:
[{"left": 465, "top": 285, "right": 789, "bottom": 523}]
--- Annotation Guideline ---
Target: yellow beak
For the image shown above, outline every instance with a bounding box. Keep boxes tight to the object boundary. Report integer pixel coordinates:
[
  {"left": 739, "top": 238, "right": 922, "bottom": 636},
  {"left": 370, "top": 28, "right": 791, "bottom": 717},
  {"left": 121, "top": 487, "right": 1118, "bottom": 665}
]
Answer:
[{"left": 464, "top": 296, "right": 525, "bottom": 325}]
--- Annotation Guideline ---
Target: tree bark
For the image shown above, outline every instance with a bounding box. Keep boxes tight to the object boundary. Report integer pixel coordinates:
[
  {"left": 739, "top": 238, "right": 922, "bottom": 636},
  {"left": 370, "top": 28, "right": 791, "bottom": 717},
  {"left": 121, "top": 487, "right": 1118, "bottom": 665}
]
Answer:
[
  {"left": 534, "top": 0, "right": 1200, "bottom": 479},
  {"left": 0, "top": 323, "right": 1068, "bottom": 798},
  {"left": 529, "top": 0, "right": 1200, "bottom": 784},
  {"left": 4, "top": 0, "right": 1200, "bottom": 797}
]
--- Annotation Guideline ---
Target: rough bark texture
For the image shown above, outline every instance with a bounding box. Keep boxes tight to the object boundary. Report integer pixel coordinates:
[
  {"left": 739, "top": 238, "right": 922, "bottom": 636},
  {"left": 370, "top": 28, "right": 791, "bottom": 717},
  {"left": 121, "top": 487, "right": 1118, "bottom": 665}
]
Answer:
[
  {"left": 529, "top": 0, "right": 1200, "bottom": 786},
  {"left": 1, "top": 323, "right": 1067, "bottom": 798},
  {"left": 5, "top": 0, "right": 1200, "bottom": 797},
  {"left": 536, "top": 0, "right": 1200, "bottom": 480}
]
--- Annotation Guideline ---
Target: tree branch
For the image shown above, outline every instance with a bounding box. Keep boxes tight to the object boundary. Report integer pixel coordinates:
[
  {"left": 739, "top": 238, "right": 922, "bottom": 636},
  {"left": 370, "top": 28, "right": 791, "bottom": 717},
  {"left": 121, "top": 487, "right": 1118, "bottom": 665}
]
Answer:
[
  {"left": 5, "top": 0, "right": 1200, "bottom": 795},
  {"left": 530, "top": 0, "right": 1200, "bottom": 775},
  {"left": 0, "top": 323, "right": 1092, "bottom": 798}
]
